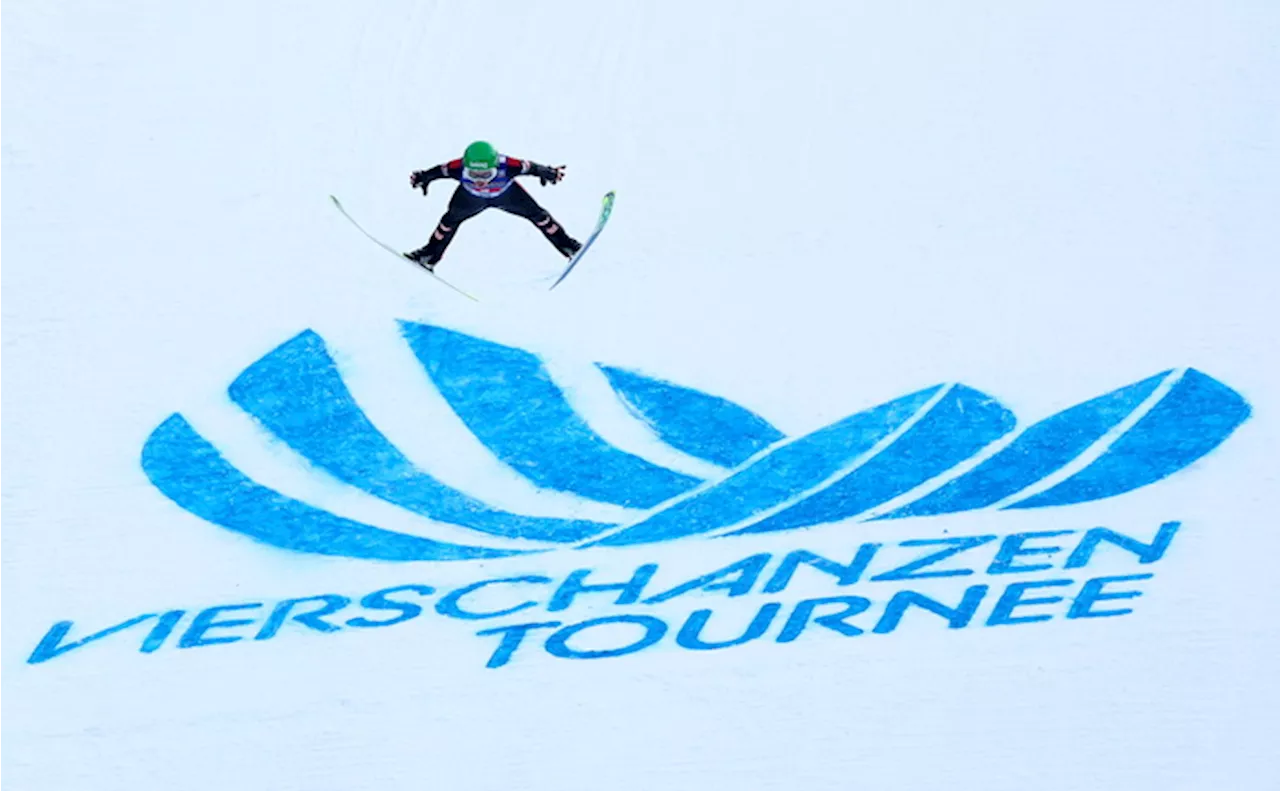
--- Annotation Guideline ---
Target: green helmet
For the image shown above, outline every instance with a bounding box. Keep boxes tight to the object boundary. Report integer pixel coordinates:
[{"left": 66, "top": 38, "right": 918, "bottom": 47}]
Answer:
[{"left": 463, "top": 140, "right": 499, "bottom": 170}]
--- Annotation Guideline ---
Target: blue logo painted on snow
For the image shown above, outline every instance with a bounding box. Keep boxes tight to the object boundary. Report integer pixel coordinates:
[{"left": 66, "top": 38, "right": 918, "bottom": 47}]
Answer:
[{"left": 140, "top": 323, "right": 1251, "bottom": 561}]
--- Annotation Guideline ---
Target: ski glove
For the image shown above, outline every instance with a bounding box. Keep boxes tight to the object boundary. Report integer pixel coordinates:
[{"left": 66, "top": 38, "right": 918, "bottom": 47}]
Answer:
[
  {"left": 531, "top": 163, "right": 566, "bottom": 186},
  {"left": 410, "top": 170, "right": 433, "bottom": 195}
]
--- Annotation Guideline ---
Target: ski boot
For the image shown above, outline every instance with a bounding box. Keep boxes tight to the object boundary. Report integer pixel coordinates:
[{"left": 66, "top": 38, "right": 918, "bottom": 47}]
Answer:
[
  {"left": 404, "top": 246, "right": 438, "bottom": 272},
  {"left": 558, "top": 238, "right": 583, "bottom": 259}
]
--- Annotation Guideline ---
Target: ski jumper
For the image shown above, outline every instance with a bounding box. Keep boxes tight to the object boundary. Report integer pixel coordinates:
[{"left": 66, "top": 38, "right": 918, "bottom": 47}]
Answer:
[{"left": 406, "top": 155, "right": 580, "bottom": 267}]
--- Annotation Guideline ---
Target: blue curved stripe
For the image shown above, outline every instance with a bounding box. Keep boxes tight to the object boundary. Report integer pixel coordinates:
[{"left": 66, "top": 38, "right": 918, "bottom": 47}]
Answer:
[
  {"left": 598, "top": 365, "right": 785, "bottom": 467},
  {"left": 1007, "top": 369, "right": 1250, "bottom": 508},
  {"left": 735, "top": 385, "right": 1015, "bottom": 534},
  {"left": 401, "top": 322, "right": 701, "bottom": 508},
  {"left": 228, "top": 330, "right": 609, "bottom": 543},
  {"left": 881, "top": 372, "right": 1169, "bottom": 519},
  {"left": 140, "top": 414, "right": 521, "bottom": 561},
  {"left": 587, "top": 386, "right": 942, "bottom": 548}
]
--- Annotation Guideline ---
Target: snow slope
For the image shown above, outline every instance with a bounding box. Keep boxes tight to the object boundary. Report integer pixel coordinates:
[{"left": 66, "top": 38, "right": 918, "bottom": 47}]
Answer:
[{"left": 4, "top": 2, "right": 1279, "bottom": 789}]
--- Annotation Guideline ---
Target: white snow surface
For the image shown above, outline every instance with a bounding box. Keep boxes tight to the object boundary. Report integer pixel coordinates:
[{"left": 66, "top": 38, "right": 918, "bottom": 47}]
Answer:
[{"left": 4, "top": 2, "right": 1279, "bottom": 789}]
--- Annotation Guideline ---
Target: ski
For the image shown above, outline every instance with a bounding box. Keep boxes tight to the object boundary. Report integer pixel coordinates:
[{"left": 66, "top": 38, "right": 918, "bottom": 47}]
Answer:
[
  {"left": 549, "top": 191, "right": 615, "bottom": 290},
  {"left": 329, "top": 195, "right": 479, "bottom": 302}
]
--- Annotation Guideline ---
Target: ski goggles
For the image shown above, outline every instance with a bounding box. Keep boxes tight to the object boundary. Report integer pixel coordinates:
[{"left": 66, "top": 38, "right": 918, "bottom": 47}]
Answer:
[{"left": 465, "top": 166, "right": 497, "bottom": 183}]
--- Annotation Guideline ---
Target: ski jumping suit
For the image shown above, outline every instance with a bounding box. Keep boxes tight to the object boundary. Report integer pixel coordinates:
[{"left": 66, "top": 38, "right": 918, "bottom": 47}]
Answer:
[{"left": 407, "top": 156, "right": 580, "bottom": 267}]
